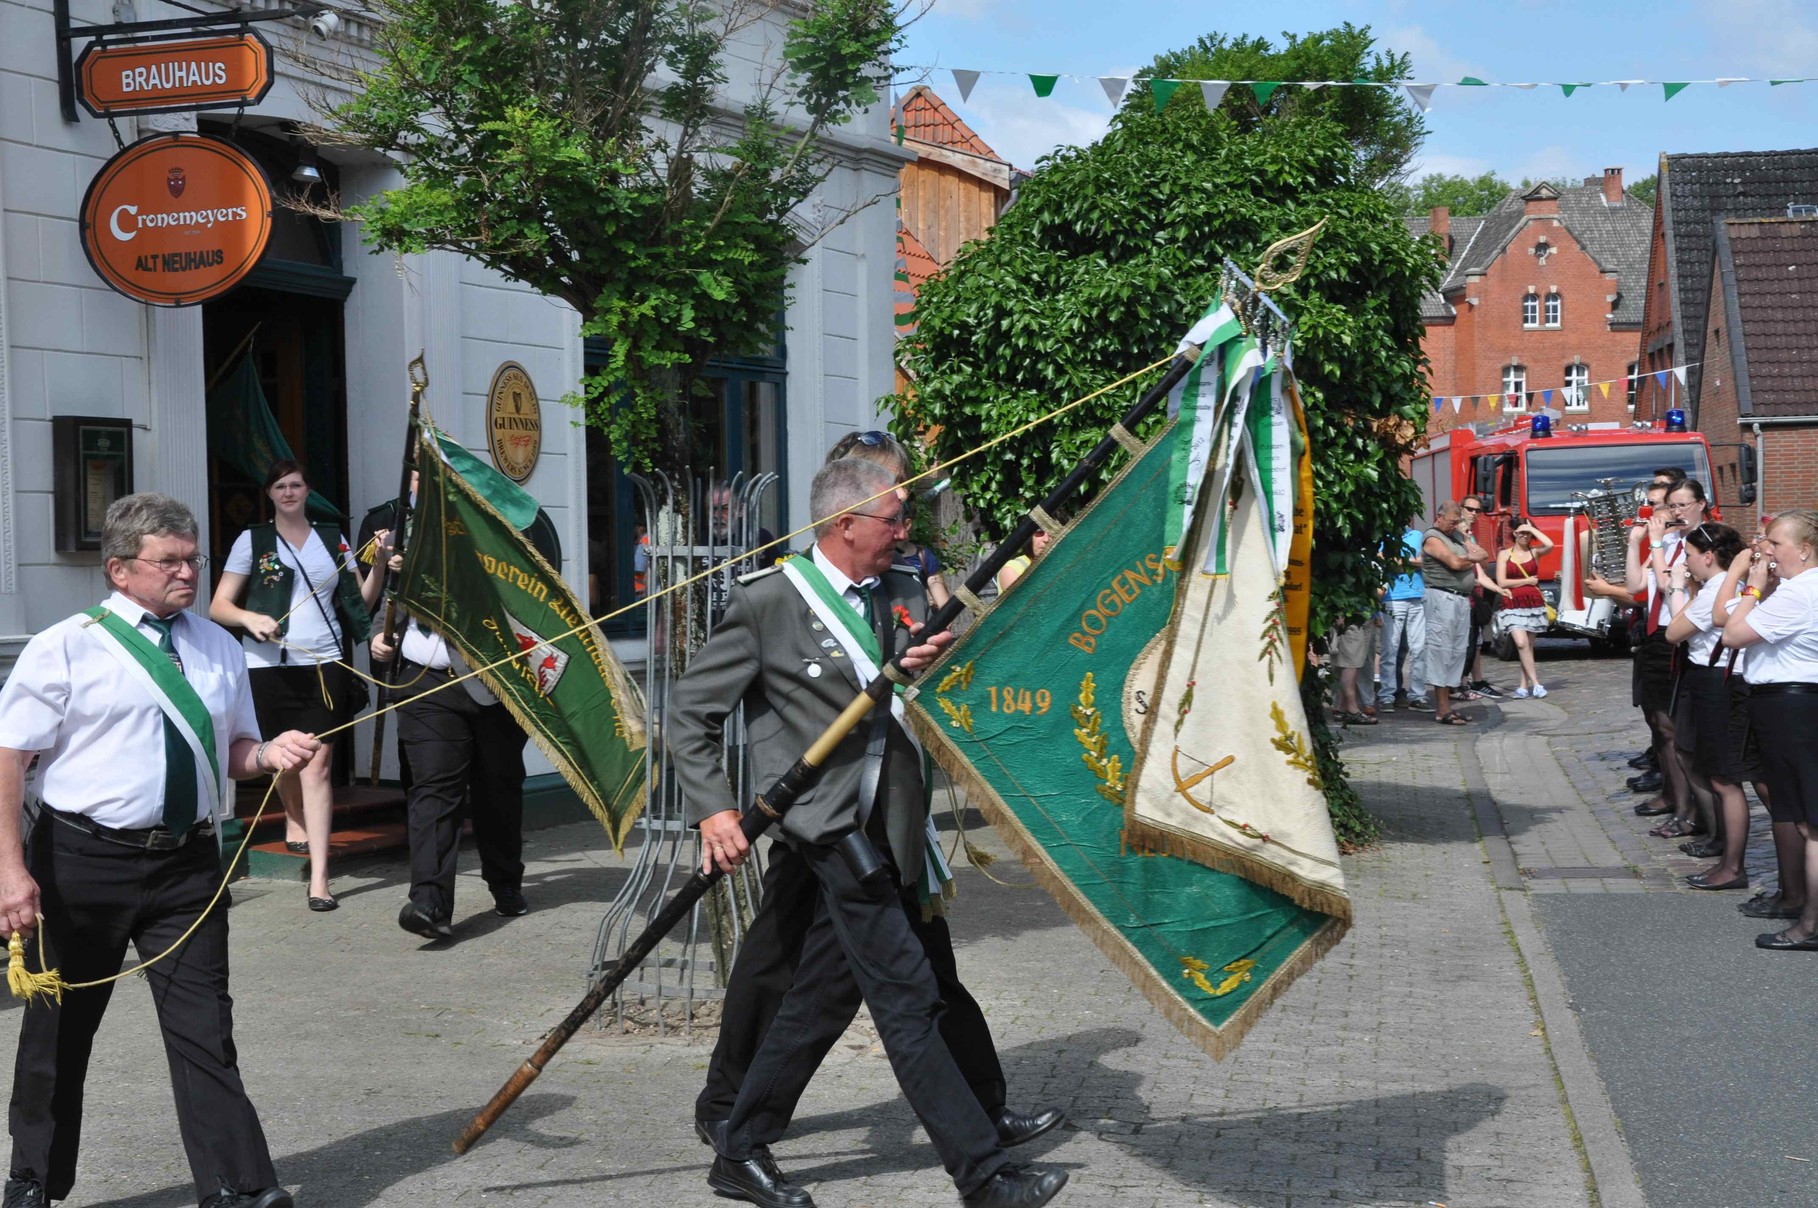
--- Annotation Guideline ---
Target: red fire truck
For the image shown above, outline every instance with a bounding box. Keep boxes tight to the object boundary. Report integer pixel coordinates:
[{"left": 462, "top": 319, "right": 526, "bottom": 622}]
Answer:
[{"left": 1407, "top": 415, "right": 1719, "bottom": 652}]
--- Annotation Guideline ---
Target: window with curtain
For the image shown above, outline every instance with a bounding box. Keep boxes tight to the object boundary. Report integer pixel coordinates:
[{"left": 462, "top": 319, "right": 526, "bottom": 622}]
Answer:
[
  {"left": 1502, "top": 364, "right": 1527, "bottom": 410},
  {"left": 1563, "top": 363, "right": 1590, "bottom": 411}
]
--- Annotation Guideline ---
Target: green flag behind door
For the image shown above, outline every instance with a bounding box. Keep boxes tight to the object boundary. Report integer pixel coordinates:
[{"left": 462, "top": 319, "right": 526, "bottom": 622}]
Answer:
[{"left": 398, "top": 428, "right": 648, "bottom": 848}]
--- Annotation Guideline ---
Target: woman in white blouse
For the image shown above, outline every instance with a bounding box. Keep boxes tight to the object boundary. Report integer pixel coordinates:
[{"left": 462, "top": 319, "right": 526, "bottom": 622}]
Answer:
[
  {"left": 1720, "top": 510, "right": 1818, "bottom": 950},
  {"left": 1663, "top": 523, "right": 1760, "bottom": 891},
  {"left": 210, "top": 460, "right": 385, "bottom": 911}
]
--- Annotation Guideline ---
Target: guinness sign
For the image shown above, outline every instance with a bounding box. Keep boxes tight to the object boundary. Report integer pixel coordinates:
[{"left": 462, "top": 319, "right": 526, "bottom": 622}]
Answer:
[
  {"left": 80, "top": 133, "right": 272, "bottom": 307},
  {"left": 487, "top": 362, "right": 543, "bottom": 484}
]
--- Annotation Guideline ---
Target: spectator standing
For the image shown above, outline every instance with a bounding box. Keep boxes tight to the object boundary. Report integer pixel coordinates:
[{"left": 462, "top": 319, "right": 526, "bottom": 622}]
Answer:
[
  {"left": 1330, "top": 613, "right": 1380, "bottom": 725},
  {"left": 1423, "top": 502, "right": 1490, "bottom": 725},
  {"left": 1378, "top": 521, "right": 1429, "bottom": 711}
]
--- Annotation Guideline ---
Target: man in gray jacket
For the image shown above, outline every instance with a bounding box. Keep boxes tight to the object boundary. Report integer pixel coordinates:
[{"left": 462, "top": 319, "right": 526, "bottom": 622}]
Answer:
[{"left": 669, "top": 458, "right": 1068, "bottom": 1208}]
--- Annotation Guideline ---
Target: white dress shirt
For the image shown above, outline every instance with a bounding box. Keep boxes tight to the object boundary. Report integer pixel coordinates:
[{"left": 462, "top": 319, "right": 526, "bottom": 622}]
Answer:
[
  {"left": 0, "top": 593, "right": 260, "bottom": 828},
  {"left": 223, "top": 527, "right": 354, "bottom": 669},
  {"left": 1742, "top": 567, "right": 1818, "bottom": 684},
  {"left": 810, "top": 544, "right": 881, "bottom": 621},
  {"left": 1681, "top": 577, "right": 1731, "bottom": 667}
]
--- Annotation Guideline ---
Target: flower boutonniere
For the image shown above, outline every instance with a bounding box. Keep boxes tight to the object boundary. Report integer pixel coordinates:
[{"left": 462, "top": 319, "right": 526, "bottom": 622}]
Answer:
[{"left": 891, "top": 603, "right": 914, "bottom": 630}]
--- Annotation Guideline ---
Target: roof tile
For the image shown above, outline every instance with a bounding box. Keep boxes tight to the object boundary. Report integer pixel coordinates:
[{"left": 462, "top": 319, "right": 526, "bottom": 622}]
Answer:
[{"left": 1721, "top": 217, "right": 1818, "bottom": 418}]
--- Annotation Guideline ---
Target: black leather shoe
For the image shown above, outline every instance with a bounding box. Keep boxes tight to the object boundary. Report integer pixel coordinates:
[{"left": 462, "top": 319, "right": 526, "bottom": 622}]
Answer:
[
  {"left": 203, "top": 1189, "right": 294, "bottom": 1208},
  {"left": 962, "top": 1164, "right": 1070, "bottom": 1207},
  {"left": 398, "top": 902, "right": 452, "bottom": 940},
  {"left": 2, "top": 1177, "right": 46, "bottom": 1208},
  {"left": 493, "top": 888, "right": 529, "bottom": 917},
  {"left": 1627, "top": 771, "right": 1663, "bottom": 793},
  {"left": 1627, "top": 750, "right": 1657, "bottom": 770},
  {"left": 995, "top": 1106, "right": 1066, "bottom": 1148},
  {"left": 706, "top": 1154, "right": 814, "bottom": 1207}
]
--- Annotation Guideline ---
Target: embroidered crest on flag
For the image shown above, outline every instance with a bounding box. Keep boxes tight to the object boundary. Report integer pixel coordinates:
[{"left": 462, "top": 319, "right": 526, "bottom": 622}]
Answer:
[{"left": 506, "top": 610, "right": 570, "bottom": 696}]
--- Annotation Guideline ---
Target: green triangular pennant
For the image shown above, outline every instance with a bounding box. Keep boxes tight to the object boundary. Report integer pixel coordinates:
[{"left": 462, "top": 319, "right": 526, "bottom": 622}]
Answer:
[
  {"left": 1150, "top": 79, "right": 1182, "bottom": 111},
  {"left": 1561, "top": 83, "right": 1587, "bottom": 97},
  {"left": 1770, "top": 79, "right": 1805, "bottom": 86},
  {"left": 1029, "top": 74, "right": 1059, "bottom": 98},
  {"left": 1458, "top": 76, "right": 1488, "bottom": 86},
  {"left": 1662, "top": 82, "right": 1690, "bottom": 101},
  {"left": 1250, "top": 81, "right": 1282, "bottom": 105},
  {"left": 894, "top": 123, "right": 905, "bottom": 145}
]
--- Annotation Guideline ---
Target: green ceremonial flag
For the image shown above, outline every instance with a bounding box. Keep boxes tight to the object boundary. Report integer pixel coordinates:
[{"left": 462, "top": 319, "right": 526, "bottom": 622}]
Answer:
[
  {"left": 399, "top": 429, "right": 648, "bottom": 848},
  {"left": 1250, "top": 81, "right": 1282, "bottom": 105},
  {"left": 1150, "top": 79, "right": 1182, "bottom": 112},
  {"left": 1029, "top": 74, "right": 1059, "bottom": 97},
  {"left": 911, "top": 324, "right": 1347, "bottom": 1059},
  {"left": 431, "top": 431, "right": 540, "bottom": 531},
  {"left": 205, "top": 354, "right": 339, "bottom": 519},
  {"left": 1663, "top": 82, "right": 1690, "bottom": 101}
]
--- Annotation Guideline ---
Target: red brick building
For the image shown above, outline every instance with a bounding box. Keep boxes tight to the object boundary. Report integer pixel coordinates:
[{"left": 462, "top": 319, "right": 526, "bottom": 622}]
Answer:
[
  {"left": 1412, "top": 172, "right": 1651, "bottom": 437},
  {"left": 1694, "top": 216, "right": 1818, "bottom": 514},
  {"left": 1634, "top": 149, "right": 1818, "bottom": 427}
]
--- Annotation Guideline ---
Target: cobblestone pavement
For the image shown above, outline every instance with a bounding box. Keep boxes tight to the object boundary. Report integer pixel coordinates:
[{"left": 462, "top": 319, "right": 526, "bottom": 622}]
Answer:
[{"left": 5, "top": 651, "right": 1684, "bottom": 1208}]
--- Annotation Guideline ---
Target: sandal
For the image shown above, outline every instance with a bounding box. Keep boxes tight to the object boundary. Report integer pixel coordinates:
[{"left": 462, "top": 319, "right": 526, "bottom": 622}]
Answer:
[
  {"left": 1649, "top": 817, "right": 1702, "bottom": 839},
  {"left": 285, "top": 840, "right": 309, "bottom": 855},
  {"left": 1435, "top": 712, "right": 1471, "bottom": 726},
  {"left": 1333, "top": 710, "right": 1378, "bottom": 726}
]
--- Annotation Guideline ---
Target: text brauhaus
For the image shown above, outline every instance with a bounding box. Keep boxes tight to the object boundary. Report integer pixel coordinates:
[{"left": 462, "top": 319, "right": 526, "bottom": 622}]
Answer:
[{"left": 1068, "top": 549, "right": 1180, "bottom": 653}]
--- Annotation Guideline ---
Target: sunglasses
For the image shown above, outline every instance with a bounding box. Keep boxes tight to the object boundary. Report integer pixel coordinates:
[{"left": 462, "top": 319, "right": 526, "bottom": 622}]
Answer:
[{"left": 854, "top": 431, "right": 889, "bottom": 447}]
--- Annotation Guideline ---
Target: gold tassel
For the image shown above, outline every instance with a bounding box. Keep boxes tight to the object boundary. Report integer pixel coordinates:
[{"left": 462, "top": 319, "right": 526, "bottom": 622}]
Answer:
[{"left": 8, "top": 929, "right": 69, "bottom": 1006}]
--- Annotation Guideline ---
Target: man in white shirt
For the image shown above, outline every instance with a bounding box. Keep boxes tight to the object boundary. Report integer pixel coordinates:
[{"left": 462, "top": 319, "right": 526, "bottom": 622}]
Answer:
[{"left": 0, "top": 494, "right": 317, "bottom": 1208}]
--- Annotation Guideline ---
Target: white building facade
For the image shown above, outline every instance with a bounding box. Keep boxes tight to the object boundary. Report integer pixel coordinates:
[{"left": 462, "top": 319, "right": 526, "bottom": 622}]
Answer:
[{"left": 0, "top": 0, "right": 909, "bottom": 774}]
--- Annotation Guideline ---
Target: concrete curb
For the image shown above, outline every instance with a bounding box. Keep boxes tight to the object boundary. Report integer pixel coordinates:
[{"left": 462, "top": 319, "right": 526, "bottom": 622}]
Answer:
[{"left": 1455, "top": 719, "right": 1649, "bottom": 1208}]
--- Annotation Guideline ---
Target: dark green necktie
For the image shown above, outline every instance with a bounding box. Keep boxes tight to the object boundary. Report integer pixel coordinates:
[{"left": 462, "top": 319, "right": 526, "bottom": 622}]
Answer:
[{"left": 141, "top": 615, "right": 197, "bottom": 833}]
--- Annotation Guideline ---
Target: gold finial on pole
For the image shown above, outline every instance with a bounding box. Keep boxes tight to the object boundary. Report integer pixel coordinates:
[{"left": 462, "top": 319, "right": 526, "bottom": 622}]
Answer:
[
  {"left": 1252, "top": 218, "right": 1328, "bottom": 293},
  {"left": 408, "top": 352, "right": 429, "bottom": 399}
]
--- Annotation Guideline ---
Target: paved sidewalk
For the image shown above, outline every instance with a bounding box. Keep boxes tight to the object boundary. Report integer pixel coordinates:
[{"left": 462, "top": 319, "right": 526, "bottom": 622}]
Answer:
[{"left": 4, "top": 680, "right": 1624, "bottom": 1207}]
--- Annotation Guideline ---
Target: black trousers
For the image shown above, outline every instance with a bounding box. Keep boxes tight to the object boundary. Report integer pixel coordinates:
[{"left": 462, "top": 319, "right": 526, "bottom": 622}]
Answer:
[
  {"left": 9, "top": 812, "right": 277, "bottom": 1203},
  {"left": 696, "top": 843, "right": 1006, "bottom": 1125},
  {"left": 720, "top": 842, "right": 1007, "bottom": 1196},
  {"left": 394, "top": 665, "right": 528, "bottom": 920}
]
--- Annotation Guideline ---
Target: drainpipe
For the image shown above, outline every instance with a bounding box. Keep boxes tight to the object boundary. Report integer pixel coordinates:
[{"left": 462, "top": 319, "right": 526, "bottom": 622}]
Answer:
[{"left": 1753, "top": 422, "right": 1766, "bottom": 521}]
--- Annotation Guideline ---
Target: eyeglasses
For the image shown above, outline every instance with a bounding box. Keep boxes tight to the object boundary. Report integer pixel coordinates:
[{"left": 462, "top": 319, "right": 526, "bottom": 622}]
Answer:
[
  {"left": 854, "top": 431, "right": 889, "bottom": 447},
  {"left": 850, "top": 510, "right": 909, "bottom": 531},
  {"left": 1667, "top": 499, "right": 1702, "bottom": 510},
  {"left": 127, "top": 555, "right": 208, "bottom": 574}
]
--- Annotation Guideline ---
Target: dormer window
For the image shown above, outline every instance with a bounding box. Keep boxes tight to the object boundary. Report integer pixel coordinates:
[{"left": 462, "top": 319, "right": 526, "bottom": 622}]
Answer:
[
  {"left": 1544, "top": 292, "right": 1562, "bottom": 326},
  {"left": 1522, "top": 293, "right": 1540, "bottom": 326}
]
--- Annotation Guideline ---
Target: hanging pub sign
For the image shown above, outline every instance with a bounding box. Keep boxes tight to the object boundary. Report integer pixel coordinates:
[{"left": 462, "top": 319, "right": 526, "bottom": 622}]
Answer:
[
  {"left": 75, "top": 31, "right": 273, "bottom": 118},
  {"left": 79, "top": 132, "right": 272, "bottom": 307},
  {"left": 487, "top": 362, "right": 543, "bottom": 483}
]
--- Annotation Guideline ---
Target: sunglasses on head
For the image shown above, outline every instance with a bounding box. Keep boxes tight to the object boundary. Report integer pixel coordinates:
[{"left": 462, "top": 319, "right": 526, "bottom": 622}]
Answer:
[{"left": 854, "top": 431, "right": 888, "bottom": 447}]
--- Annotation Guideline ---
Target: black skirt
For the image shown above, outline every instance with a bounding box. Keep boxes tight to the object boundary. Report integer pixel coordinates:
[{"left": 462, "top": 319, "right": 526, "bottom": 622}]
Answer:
[
  {"left": 251, "top": 662, "right": 350, "bottom": 738},
  {"left": 1748, "top": 690, "right": 1818, "bottom": 826},
  {"left": 1674, "top": 664, "right": 1761, "bottom": 783}
]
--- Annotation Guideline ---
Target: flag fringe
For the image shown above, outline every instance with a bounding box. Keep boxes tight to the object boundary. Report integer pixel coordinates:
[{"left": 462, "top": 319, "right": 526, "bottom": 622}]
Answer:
[
  {"left": 908, "top": 704, "right": 1346, "bottom": 1062},
  {"left": 1118, "top": 814, "right": 1352, "bottom": 922}
]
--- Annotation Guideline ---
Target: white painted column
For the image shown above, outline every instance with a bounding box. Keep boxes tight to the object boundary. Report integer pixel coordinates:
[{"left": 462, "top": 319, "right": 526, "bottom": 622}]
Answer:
[
  {"left": 0, "top": 141, "right": 24, "bottom": 664},
  {"left": 146, "top": 306, "right": 211, "bottom": 570}
]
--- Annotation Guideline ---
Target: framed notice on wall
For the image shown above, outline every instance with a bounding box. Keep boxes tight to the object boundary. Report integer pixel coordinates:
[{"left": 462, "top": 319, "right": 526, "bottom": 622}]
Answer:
[{"left": 54, "top": 416, "right": 134, "bottom": 552}]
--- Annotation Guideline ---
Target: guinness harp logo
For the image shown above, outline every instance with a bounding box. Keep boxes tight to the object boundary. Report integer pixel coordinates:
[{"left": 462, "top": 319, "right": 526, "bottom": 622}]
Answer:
[{"left": 486, "top": 362, "right": 542, "bottom": 484}]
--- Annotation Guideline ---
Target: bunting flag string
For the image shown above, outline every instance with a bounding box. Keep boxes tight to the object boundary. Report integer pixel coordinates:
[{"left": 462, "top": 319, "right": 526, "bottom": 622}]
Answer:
[
  {"left": 909, "top": 66, "right": 1815, "bottom": 111},
  {"left": 1429, "top": 360, "right": 1703, "bottom": 416}
]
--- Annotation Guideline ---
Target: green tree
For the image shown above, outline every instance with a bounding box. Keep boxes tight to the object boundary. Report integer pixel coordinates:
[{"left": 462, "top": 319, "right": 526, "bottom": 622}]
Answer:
[
  {"left": 899, "top": 31, "right": 1440, "bottom": 847},
  {"left": 1628, "top": 174, "right": 1658, "bottom": 208},
  {"left": 1388, "top": 170, "right": 1514, "bottom": 216},
  {"left": 1143, "top": 24, "right": 1424, "bottom": 187},
  {"left": 318, "top": 0, "right": 902, "bottom": 470}
]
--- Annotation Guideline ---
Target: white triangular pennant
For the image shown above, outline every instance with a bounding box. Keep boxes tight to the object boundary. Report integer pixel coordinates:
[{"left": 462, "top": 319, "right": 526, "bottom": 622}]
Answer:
[
  {"left": 1404, "top": 83, "right": 1437, "bottom": 111},
  {"left": 1717, "top": 78, "right": 1746, "bottom": 87},
  {"left": 1200, "top": 81, "right": 1231, "bottom": 109},
  {"left": 1511, "top": 82, "right": 1539, "bottom": 90},
  {"left": 951, "top": 69, "right": 981, "bottom": 103},
  {"left": 1452, "top": 396, "right": 1464, "bottom": 413},
  {"left": 1098, "top": 76, "right": 1129, "bottom": 107},
  {"left": 1672, "top": 365, "right": 1688, "bottom": 386},
  {"left": 1616, "top": 80, "right": 1642, "bottom": 92}
]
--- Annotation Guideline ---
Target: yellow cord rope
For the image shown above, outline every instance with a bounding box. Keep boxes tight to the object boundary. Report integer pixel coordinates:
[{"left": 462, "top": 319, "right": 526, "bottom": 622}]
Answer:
[{"left": 5, "top": 353, "right": 1174, "bottom": 1004}]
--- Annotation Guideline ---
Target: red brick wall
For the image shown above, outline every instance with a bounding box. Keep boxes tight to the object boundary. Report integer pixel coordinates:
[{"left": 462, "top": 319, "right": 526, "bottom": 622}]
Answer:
[
  {"left": 1636, "top": 173, "right": 1676, "bottom": 419},
  {"left": 1696, "top": 255, "right": 1818, "bottom": 516},
  {"left": 1423, "top": 203, "right": 1642, "bottom": 438}
]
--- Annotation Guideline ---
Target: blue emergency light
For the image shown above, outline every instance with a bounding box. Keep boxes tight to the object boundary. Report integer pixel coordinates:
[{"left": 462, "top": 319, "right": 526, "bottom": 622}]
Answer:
[
  {"left": 1665, "top": 408, "right": 1688, "bottom": 432},
  {"left": 1529, "top": 415, "right": 1553, "bottom": 438}
]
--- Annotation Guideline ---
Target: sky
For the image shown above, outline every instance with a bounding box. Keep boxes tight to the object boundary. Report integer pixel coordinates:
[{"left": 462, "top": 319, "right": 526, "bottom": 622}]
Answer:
[{"left": 894, "top": 0, "right": 1818, "bottom": 187}]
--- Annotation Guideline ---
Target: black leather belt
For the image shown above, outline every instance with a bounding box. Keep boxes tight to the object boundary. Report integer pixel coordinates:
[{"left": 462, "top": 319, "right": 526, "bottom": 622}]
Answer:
[
  {"left": 1749, "top": 682, "right": 1818, "bottom": 696},
  {"left": 47, "top": 807, "right": 214, "bottom": 852},
  {"left": 1426, "top": 586, "right": 1467, "bottom": 596}
]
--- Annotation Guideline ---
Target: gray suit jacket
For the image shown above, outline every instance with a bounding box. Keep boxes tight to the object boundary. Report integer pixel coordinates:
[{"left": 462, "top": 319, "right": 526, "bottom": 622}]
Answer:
[{"left": 668, "top": 555, "right": 930, "bottom": 881}]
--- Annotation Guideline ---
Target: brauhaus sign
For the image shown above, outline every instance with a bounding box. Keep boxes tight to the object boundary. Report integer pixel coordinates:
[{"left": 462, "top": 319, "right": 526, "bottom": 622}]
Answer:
[
  {"left": 76, "top": 32, "right": 274, "bottom": 117},
  {"left": 79, "top": 133, "right": 272, "bottom": 307}
]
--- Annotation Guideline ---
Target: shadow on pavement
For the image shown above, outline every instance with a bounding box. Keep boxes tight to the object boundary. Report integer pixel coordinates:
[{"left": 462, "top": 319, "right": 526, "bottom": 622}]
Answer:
[
  {"left": 83, "top": 1094, "right": 583, "bottom": 1208},
  {"left": 769, "top": 1028, "right": 1508, "bottom": 1206}
]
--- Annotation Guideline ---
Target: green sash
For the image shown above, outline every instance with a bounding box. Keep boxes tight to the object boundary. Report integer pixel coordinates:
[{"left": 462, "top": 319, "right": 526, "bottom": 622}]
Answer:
[
  {"left": 782, "top": 551, "right": 885, "bottom": 668},
  {"left": 85, "top": 608, "right": 221, "bottom": 799}
]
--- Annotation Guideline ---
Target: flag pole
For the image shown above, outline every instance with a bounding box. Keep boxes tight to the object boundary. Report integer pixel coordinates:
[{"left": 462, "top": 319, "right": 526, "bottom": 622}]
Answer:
[
  {"left": 451, "top": 346, "right": 1200, "bottom": 1155},
  {"left": 368, "top": 354, "right": 428, "bottom": 785}
]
